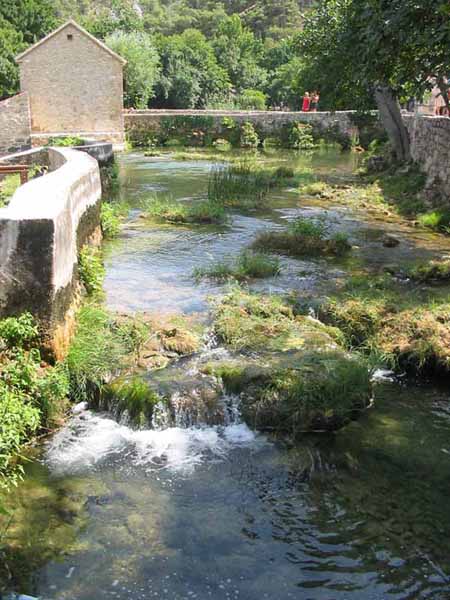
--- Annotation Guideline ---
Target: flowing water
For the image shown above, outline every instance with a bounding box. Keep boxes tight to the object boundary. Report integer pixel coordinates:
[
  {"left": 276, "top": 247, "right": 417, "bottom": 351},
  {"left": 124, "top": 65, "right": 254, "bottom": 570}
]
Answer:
[{"left": 2, "top": 149, "right": 450, "bottom": 600}]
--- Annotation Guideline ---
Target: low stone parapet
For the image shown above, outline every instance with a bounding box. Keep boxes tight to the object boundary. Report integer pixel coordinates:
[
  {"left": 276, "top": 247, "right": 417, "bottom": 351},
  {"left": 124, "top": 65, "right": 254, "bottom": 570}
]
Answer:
[{"left": 0, "top": 147, "right": 102, "bottom": 358}]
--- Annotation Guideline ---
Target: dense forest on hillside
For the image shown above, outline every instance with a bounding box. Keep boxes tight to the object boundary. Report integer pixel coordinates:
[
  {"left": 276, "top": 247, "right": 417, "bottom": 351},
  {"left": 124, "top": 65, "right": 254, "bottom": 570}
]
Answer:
[{"left": 0, "top": 0, "right": 322, "bottom": 110}]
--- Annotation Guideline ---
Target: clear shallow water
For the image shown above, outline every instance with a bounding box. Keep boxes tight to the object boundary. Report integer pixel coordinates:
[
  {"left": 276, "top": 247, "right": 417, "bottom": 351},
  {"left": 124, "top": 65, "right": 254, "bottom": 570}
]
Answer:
[{"left": 2, "top": 149, "right": 450, "bottom": 599}]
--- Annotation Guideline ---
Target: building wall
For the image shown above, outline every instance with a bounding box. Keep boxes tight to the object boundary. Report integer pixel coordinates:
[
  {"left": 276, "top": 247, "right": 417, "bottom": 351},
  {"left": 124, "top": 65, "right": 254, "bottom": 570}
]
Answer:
[
  {"left": 404, "top": 114, "right": 450, "bottom": 202},
  {"left": 19, "top": 23, "right": 124, "bottom": 140},
  {"left": 0, "top": 93, "right": 31, "bottom": 155}
]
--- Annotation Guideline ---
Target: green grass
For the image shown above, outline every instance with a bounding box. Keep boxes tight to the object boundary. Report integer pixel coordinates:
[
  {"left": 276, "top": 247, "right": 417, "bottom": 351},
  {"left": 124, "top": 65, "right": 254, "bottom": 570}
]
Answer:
[
  {"left": 207, "top": 163, "right": 271, "bottom": 210},
  {"left": 66, "top": 305, "right": 150, "bottom": 402},
  {"left": 252, "top": 217, "right": 351, "bottom": 257},
  {"left": 417, "top": 210, "right": 450, "bottom": 233},
  {"left": 101, "top": 201, "right": 129, "bottom": 238},
  {"left": 194, "top": 251, "right": 281, "bottom": 281},
  {"left": 0, "top": 174, "right": 21, "bottom": 207},
  {"left": 143, "top": 194, "right": 227, "bottom": 225}
]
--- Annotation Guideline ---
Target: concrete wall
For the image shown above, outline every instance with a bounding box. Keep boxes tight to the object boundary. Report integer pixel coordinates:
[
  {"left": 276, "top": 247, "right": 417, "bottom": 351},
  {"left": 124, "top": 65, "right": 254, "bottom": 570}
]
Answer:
[
  {"left": 404, "top": 114, "right": 450, "bottom": 202},
  {"left": 125, "top": 109, "right": 359, "bottom": 142},
  {"left": 0, "top": 93, "right": 31, "bottom": 155},
  {"left": 0, "top": 147, "right": 102, "bottom": 358},
  {"left": 18, "top": 22, "right": 124, "bottom": 146}
]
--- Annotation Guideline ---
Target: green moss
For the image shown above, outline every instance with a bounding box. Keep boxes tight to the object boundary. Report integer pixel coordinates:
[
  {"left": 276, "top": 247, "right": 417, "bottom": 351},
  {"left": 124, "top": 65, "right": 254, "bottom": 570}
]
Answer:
[
  {"left": 194, "top": 251, "right": 281, "bottom": 281},
  {"left": 241, "top": 352, "right": 372, "bottom": 434},
  {"left": 409, "top": 259, "right": 450, "bottom": 283},
  {"left": 213, "top": 287, "right": 344, "bottom": 352},
  {"left": 103, "top": 377, "right": 162, "bottom": 426},
  {"left": 252, "top": 217, "right": 351, "bottom": 257}
]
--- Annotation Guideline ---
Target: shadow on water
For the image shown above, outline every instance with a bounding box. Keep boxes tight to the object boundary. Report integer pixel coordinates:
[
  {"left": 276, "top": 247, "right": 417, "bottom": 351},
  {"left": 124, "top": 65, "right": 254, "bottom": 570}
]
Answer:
[{"left": 2, "top": 149, "right": 450, "bottom": 599}]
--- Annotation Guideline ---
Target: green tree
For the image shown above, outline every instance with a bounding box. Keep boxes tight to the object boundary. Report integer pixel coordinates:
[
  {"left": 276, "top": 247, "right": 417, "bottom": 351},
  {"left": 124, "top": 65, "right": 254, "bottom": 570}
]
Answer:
[
  {"left": 153, "top": 29, "right": 230, "bottom": 108},
  {"left": 106, "top": 31, "right": 160, "bottom": 108},
  {"left": 213, "top": 15, "right": 268, "bottom": 93},
  {"left": 0, "top": 0, "right": 57, "bottom": 99}
]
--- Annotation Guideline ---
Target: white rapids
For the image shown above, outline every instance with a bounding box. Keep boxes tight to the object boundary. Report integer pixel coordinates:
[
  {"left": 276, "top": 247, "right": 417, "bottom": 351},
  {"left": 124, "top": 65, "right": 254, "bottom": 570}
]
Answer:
[{"left": 45, "top": 407, "right": 259, "bottom": 477}]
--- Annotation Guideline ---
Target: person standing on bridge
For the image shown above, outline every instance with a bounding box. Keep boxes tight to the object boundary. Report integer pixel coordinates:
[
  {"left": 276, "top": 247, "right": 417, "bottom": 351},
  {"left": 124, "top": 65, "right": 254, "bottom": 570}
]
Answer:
[
  {"left": 302, "top": 92, "right": 311, "bottom": 112},
  {"left": 310, "top": 91, "right": 320, "bottom": 112}
]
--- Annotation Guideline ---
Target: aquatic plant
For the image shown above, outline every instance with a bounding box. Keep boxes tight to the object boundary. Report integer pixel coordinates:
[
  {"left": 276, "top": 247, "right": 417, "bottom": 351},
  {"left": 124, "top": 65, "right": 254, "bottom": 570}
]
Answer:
[
  {"left": 288, "top": 122, "right": 315, "bottom": 151},
  {"left": 143, "top": 194, "right": 227, "bottom": 225},
  {"left": 252, "top": 217, "right": 351, "bottom": 257},
  {"left": 299, "top": 181, "right": 333, "bottom": 197},
  {"left": 78, "top": 245, "right": 105, "bottom": 297},
  {"left": 207, "top": 163, "right": 270, "bottom": 210},
  {"left": 194, "top": 251, "right": 281, "bottom": 281}
]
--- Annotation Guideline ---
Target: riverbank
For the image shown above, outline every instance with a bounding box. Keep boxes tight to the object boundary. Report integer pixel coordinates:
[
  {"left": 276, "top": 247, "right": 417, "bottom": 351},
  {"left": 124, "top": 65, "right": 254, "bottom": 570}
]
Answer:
[{"left": 2, "top": 146, "right": 450, "bottom": 598}]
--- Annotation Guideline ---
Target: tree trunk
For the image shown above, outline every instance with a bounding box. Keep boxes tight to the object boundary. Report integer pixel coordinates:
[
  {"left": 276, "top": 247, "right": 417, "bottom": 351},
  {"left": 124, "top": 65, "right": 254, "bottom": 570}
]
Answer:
[{"left": 374, "top": 85, "right": 411, "bottom": 162}]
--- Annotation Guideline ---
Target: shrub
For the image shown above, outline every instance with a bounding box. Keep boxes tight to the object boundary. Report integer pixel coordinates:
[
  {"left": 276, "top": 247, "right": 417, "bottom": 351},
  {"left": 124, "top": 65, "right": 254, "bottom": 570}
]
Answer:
[
  {"left": 240, "top": 122, "right": 260, "bottom": 148},
  {"left": 78, "top": 246, "right": 105, "bottom": 297},
  {"left": 47, "top": 136, "right": 84, "bottom": 147},
  {"left": 239, "top": 89, "right": 267, "bottom": 110},
  {"left": 289, "top": 123, "right": 315, "bottom": 151},
  {"left": 0, "top": 313, "right": 38, "bottom": 349},
  {"left": 0, "top": 174, "right": 21, "bottom": 207}
]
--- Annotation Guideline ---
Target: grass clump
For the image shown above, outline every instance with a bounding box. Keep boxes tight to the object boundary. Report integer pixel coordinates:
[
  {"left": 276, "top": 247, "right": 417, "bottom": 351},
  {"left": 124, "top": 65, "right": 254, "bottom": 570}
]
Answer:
[
  {"left": 47, "top": 135, "right": 84, "bottom": 147},
  {"left": 67, "top": 305, "right": 150, "bottom": 402},
  {"left": 213, "top": 287, "right": 343, "bottom": 353},
  {"left": 143, "top": 194, "right": 226, "bottom": 225},
  {"left": 252, "top": 217, "right": 351, "bottom": 257},
  {"left": 194, "top": 251, "right": 281, "bottom": 281},
  {"left": 207, "top": 163, "right": 271, "bottom": 210},
  {"left": 78, "top": 245, "right": 105, "bottom": 297},
  {"left": 299, "top": 181, "right": 333, "bottom": 197}
]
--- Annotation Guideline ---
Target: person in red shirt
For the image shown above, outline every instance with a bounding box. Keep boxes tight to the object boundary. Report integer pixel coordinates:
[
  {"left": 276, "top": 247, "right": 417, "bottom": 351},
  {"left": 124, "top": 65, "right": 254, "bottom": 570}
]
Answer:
[{"left": 301, "top": 92, "right": 311, "bottom": 112}]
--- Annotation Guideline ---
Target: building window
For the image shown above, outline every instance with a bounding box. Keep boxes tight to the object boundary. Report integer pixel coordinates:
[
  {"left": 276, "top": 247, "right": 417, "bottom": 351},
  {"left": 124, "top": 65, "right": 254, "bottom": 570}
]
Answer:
[{"left": 67, "top": 34, "right": 73, "bottom": 40}]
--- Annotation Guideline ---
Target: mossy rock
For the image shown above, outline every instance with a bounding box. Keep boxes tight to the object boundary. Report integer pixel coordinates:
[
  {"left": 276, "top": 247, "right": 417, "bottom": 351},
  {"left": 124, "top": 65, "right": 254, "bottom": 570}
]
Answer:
[
  {"left": 207, "top": 351, "right": 372, "bottom": 435},
  {"left": 213, "top": 288, "right": 344, "bottom": 352},
  {"left": 101, "top": 377, "right": 163, "bottom": 427}
]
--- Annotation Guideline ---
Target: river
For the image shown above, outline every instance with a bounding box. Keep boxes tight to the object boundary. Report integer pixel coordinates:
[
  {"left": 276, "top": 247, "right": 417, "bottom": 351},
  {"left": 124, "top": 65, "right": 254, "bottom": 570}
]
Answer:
[{"left": 2, "top": 149, "right": 450, "bottom": 599}]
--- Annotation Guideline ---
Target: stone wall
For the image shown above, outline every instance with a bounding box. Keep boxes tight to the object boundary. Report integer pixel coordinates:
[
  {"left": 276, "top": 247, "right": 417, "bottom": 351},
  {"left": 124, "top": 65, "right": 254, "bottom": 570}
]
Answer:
[
  {"left": 18, "top": 22, "right": 125, "bottom": 148},
  {"left": 124, "top": 109, "right": 359, "bottom": 145},
  {"left": 0, "top": 147, "right": 102, "bottom": 358},
  {"left": 404, "top": 114, "right": 450, "bottom": 202},
  {"left": 0, "top": 93, "right": 31, "bottom": 155}
]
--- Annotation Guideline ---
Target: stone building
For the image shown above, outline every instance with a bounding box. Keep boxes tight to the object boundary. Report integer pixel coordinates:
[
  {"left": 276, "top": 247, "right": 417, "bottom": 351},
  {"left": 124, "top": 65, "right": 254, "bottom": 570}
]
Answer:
[{"left": 15, "top": 20, "right": 126, "bottom": 148}]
